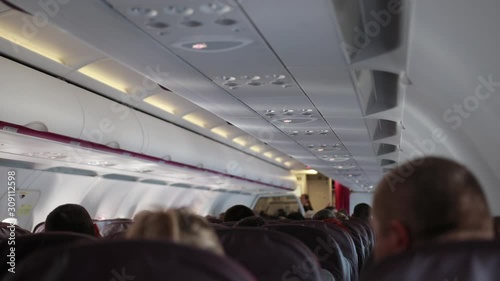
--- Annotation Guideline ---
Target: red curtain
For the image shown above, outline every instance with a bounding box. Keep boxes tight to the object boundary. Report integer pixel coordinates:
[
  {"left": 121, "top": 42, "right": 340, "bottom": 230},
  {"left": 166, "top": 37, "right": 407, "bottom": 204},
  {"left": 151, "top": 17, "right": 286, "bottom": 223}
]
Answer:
[{"left": 334, "top": 181, "right": 350, "bottom": 212}]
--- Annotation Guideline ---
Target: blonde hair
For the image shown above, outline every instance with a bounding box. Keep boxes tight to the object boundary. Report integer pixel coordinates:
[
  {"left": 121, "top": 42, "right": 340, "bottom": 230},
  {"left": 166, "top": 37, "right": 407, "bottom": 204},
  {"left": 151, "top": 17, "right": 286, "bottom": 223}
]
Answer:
[{"left": 126, "top": 208, "right": 224, "bottom": 256}]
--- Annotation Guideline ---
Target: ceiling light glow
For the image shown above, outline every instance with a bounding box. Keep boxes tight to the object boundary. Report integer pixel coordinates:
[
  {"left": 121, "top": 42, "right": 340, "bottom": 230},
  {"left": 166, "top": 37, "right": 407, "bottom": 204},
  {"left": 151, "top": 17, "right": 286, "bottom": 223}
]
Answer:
[
  {"left": 24, "top": 152, "right": 66, "bottom": 160},
  {"left": 144, "top": 95, "right": 175, "bottom": 115},
  {"left": 182, "top": 113, "right": 206, "bottom": 128},
  {"left": 87, "top": 161, "right": 116, "bottom": 167},
  {"left": 232, "top": 137, "right": 247, "bottom": 147},
  {"left": 211, "top": 126, "right": 229, "bottom": 138},
  {"left": 250, "top": 145, "right": 261, "bottom": 153},
  {"left": 192, "top": 43, "right": 208, "bottom": 50},
  {"left": 0, "top": 27, "right": 63, "bottom": 64}
]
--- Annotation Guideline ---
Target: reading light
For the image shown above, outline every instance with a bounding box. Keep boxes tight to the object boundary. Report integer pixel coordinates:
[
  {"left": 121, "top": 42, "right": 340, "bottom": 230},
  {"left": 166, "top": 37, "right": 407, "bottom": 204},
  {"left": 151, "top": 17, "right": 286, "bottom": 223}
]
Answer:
[{"left": 192, "top": 43, "right": 208, "bottom": 50}]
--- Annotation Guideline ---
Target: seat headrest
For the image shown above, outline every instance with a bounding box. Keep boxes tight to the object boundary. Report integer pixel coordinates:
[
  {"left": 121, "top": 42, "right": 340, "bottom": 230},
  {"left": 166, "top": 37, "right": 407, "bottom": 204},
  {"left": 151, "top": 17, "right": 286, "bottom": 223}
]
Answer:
[
  {"left": 0, "top": 222, "right": 30, "bottom": 240},
  {"left": 0, "top": 232, "right": 94, "bottom": 278},
  {"left": 5, "top": 240, "right": 256, "bottom": 281},
  {"left": 265, "top": 224, "right": 346, "bottom": 281},
  {"left": 217, "top": 227, "right": 323, "bottom": 281},
  {"left": 296, "top": 220, "right": 359, "bottom": 270},
  {"left": 362, "top": 241, "right": 500, "bottom": 281}
]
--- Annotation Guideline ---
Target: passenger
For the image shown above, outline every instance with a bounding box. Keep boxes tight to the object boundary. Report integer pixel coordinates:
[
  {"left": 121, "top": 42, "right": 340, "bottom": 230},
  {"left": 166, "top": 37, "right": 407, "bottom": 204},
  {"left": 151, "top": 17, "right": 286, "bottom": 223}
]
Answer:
[
  {"left": 338, "top": 209, "right": 349, "bottom": 217},
  {"left": 372, "top": 156, "right": 494, "bottom": 262},
  {"left": 304, "top": 210, "right": 315, "bottom": 219},
  {"left": 352, "top": 203, "right": 371, "bottom": 221},
  {"left": 234, "top": 216, "right": 266, "bottom": 227},
  {"left": 223, "top": 205, "right": 254, "bottom": 222},
  {"left": 287, "top": 212, "right": 305, "bottom": 220},
  {"left": 218, "top": 212, "right": 225, "bottom": 221},
  {"left": 205, "top": 215, "right": 222, "bottom": 224},
  {"left": 276, "top": 209, "right": 287, "bottom": 219},
  {"left": 335, "top": 210, "right": 350, "bottom": 221},
  {"left": 494, "top": 216, "right": 500, "bottom": 239},
  {"left": 300, "top": 194, "right": 314, "bottom": 211},
  {"left": 126, "top": 208, "right": 224, "bottom": 256},
  {"left": 312, "top": 208, "right": 336, "bottom": 220},
  {"left": 44, "top": 204, "right": 96, "bottom": 237}
]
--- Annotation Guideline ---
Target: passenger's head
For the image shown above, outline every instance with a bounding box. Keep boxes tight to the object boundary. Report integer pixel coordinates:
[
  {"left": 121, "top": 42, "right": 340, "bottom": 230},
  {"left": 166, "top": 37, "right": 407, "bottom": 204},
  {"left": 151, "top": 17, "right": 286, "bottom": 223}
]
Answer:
[
  {"left": 335, "top": 210, "right": 350, "bottom": 221},
  {"left": 312, "top": 209, "right": 337, "bottom": 220},
  {"left": 287, "top": 212, "right": 305, "bottom": 220},
  {"left": 235, "top": 216, "right": 266, "bottom": 227},
  {"left": 223, "top": 205, "right": 254, "bottom": 222},
  {"left": 276, "top": 209, "right": 287, "bottom": 218},
  {"left": 218, "top": 212, "right": 225, "bottom": 221},
  {"left": 372, "top": 157, "right": 493, "bottom": 262},
  {"left": 45, "top": 204, "right": 95, "bottom": 237},
  {"left": 494, "top": 217, "right": 500, "bottom": 240},
  {"left": 300, "top": 194, "right": 311, "bottom": 205},
  {"left": 126, "top": 208, "right": 224, "bottom": 256},
  {"left": 352, "top": 203, "right": 371, "bottom": 221}
]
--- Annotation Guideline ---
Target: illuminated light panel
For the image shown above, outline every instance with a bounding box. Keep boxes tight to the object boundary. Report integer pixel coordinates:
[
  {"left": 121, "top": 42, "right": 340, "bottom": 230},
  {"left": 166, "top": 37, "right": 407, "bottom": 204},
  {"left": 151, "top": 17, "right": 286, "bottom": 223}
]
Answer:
[
  {"left": 87, "top": 161, "right": 116, "bottom": 167},
  {"left": 78, "top": 66, "right": 128, "bottom": 93},
  {"left": 24, "top": 152, "right": 66, "bottom": 159},
  {"left": 192, "top": 43, "right": 207, "bottom": 49},
  {"left": 306, "top": 169, "right": 318, "bottom": 175},
  {"left": 144, "top": 95, "right": 175, "bottom": 115},
  {"left": 284, "top": 161, "right": 292, "bottom": 167},
  {"left": 332, "top": 163, "right": 356, "bottom": 170},
  {"left": 250, "top": 145, "right": 262, "bottom": 153},
  {"left": 211, "top": 126, "right": 229, "bottom": 138},
  {"left": 292, "top": 169, "right": 317, "bottom": 175},
  {"left": 0, "top": 28, "right": 63, "bottom": 63},
  {"left": 232, "top": 137, "right": 247, "bottom": 147},
  {"left": 275, "top": 157, "right": 283, "bottom": 163},
  {"left": 264, "top": 152, "right": 273, "bottom": 158},
  {"left": 182, "top": 113, "right": 206, "bottom": 128}
]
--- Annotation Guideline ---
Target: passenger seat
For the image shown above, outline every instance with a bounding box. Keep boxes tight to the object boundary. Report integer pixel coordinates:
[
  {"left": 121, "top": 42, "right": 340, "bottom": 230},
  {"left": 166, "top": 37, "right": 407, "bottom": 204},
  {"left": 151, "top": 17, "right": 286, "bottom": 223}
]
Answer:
[
  {"left": 4, "top": 240, "right": 256, "bottom": 281},
  {"left": 217, "top": 228, "right": 324, "bottom": 281},
  {"left": 361, "top": 241, "right": 500, "bottom": 281}
]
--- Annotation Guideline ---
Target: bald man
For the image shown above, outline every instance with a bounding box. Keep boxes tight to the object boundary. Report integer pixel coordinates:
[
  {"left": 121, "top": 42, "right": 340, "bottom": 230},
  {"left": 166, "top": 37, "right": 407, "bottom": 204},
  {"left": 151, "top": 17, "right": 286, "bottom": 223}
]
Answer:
[{"left": 372, "top": 156, "right": 493, "bottom": 262}]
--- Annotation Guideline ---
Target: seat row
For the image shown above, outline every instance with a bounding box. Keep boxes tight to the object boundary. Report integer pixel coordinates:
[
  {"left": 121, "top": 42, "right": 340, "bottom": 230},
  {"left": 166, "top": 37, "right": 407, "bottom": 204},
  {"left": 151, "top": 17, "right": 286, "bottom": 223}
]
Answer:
[{"left": 0, "top": 219, "right": 372, "bottom": 281}]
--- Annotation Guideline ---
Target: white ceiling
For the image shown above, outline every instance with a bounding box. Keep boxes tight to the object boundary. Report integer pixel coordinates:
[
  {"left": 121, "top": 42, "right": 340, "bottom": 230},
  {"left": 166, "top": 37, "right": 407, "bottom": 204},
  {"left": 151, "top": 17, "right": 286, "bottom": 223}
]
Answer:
[
  {"left": 7, "top": 0, "right": 500, "bottom": 207},
  {"left": 0, "top": 0, "right": 410, "bottom": 191}
]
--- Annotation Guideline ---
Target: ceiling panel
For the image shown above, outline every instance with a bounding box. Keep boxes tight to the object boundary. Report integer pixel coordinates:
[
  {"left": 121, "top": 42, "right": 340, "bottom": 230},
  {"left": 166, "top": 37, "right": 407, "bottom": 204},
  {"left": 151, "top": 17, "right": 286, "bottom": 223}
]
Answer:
[
  {"left": 238, "top": 0, "right": 347, "bottom": 67},
  {"left": 7, "top": 0, "right": 408, "bottom": 190}
]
